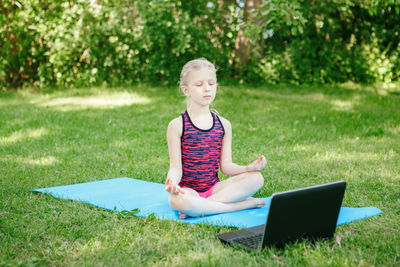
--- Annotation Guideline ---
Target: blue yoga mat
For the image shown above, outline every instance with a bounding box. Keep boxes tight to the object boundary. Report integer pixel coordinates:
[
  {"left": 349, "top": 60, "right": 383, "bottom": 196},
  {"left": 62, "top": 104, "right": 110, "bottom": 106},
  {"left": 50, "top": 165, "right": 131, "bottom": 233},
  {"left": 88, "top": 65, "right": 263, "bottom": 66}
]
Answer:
[{"left": 33, "top": 177, "right": 382, "bottom": 228}]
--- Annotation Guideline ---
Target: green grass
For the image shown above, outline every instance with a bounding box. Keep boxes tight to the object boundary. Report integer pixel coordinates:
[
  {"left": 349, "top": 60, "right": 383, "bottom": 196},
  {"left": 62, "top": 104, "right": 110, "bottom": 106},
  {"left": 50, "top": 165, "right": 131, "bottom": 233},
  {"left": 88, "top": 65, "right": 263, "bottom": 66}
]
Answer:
[{"left": 1, "top": 84, "right": 399, "bottom": 266}]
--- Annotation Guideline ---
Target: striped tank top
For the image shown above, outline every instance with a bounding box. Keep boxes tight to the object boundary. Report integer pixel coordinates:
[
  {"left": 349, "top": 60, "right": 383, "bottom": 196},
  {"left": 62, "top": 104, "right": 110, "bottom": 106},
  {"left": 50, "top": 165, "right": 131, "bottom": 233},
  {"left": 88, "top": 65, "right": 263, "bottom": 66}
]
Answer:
[{"left": 179, "top": 110, "right": 225, "bottom": 192}]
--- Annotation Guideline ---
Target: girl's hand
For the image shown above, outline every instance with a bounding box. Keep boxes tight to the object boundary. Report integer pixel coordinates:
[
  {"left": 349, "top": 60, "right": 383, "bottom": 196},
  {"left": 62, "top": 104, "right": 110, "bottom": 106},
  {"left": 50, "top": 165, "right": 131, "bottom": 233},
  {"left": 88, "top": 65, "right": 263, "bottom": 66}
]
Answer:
[
  {"left": 165, "top": 177, "right": 185, "bottom": 195},
  {"left": 246, "top": 155, "right": 267, "bottom": 172}
]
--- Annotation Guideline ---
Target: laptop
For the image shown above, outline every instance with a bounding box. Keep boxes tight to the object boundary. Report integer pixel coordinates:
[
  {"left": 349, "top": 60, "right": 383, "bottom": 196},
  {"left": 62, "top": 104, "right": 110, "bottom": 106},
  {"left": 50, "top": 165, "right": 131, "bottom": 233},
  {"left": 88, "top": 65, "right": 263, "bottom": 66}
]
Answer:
[{"left": 216, "top": 181, "right": 346, "bottom": 251}]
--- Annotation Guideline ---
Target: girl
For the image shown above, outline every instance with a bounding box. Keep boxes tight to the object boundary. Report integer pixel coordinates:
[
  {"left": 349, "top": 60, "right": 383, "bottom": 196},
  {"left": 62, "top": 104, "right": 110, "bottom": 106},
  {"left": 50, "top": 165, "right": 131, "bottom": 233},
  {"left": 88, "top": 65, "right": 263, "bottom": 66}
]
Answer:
[{"left": 165, "top": 58, "right": 267, "bottom": 219}]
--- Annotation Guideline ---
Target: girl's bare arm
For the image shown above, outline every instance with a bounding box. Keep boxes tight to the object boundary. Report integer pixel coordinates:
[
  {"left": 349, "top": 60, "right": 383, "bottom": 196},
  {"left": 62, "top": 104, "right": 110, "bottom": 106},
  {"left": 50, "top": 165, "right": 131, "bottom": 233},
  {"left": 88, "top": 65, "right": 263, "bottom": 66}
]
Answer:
[
  {"left": 165, "top": 117, "right": 184, "bottom": 194},
  {"left": 219, "top": 117, "right": 266, "bottom": 176}
]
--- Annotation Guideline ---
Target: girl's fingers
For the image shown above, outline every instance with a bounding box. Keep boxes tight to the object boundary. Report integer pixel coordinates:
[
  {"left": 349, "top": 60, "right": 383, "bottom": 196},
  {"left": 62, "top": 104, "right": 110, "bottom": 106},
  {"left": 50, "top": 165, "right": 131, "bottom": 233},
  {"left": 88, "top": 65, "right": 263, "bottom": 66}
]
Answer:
[
  {"left": 252, "top": 155, "right": 266, "bottom": 171},
  {"left": 165, "top": 178, "right": 170, "bottom": 190},
  {"left": 174, "top": 186, "right": 184, "bottom": 195},
  {"left": 165, "top": 178, "right": 184, "bottom": 195},
  {"left": 167, "top": 184, "right": 184, "bottom": 195},
  {"left": 178, "top": 187, "right": 185, "bottom": 195}
]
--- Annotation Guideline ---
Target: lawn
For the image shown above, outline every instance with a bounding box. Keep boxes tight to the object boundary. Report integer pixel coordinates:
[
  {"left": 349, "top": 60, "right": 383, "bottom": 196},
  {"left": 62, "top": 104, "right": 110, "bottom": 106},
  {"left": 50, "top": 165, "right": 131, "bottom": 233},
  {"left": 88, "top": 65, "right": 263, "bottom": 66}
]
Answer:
[{"left": 0, "top": 84, "right": 399, "bottom": 266}]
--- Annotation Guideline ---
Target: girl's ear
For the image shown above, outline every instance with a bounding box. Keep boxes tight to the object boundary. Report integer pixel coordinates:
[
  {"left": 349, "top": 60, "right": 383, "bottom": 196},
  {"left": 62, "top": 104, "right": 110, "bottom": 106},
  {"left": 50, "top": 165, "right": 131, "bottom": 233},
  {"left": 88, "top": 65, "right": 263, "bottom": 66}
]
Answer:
[{"left": 181, "top": 85, "right": 189, "bottom": 97}]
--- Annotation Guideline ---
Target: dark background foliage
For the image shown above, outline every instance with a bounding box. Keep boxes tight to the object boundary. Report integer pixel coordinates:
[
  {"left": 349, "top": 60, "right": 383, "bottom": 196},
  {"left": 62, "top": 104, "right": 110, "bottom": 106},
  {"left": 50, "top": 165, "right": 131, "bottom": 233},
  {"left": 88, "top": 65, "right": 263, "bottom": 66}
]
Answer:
[{"left": 1, "top": 0, "right": 399, "bottom": 90}]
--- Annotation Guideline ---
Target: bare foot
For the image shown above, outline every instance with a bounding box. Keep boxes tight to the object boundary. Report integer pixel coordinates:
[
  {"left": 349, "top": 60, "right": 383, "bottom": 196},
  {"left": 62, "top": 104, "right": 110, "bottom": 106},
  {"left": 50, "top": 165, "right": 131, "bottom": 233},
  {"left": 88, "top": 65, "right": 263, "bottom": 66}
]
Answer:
[
  {"left": 178, "top": 211, "right": 189, "bottom": 219},
  {"left": 248, "top": 198, "right": 267, "bottom": 208}
]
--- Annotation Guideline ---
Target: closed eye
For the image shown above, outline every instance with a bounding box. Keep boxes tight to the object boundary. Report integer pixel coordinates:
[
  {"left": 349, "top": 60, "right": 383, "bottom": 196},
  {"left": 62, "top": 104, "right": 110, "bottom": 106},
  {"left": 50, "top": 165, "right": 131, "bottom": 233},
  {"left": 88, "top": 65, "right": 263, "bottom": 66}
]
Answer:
[{"left": 194, "top": 80, "right": 216, "bottom": 86}]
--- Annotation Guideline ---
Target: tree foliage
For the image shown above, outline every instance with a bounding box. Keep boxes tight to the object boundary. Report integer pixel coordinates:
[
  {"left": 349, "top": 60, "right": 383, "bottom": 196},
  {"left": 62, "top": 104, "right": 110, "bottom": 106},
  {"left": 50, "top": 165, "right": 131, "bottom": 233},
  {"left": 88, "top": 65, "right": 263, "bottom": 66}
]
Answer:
[
  {"left": 0, "top": 0, "right": 240, "bottom": 89},
  {"left": 0, "top": 0, "right": 399, "bottom": 90},
  {"left": 245, "top": 0, "right": 400, "bottom": 84}
]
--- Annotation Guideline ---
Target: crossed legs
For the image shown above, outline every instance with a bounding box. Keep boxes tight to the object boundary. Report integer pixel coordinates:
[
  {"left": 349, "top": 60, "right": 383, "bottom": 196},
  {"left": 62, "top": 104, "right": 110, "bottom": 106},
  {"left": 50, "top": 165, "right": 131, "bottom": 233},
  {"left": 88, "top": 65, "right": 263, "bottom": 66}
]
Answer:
[{"left": 169, "top": 171, "right": 266, "bottom": 218}]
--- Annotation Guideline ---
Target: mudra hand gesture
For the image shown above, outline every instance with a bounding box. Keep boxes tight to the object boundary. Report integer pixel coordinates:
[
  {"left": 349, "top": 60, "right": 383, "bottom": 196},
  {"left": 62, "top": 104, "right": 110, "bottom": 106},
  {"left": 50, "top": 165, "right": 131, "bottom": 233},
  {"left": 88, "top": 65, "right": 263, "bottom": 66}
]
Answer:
[
  {"left": 165, "top": 177, "right": 185, "bottom": 195},
  {"left": 246, "top": 155, "right": 267, "bottom": 172}
]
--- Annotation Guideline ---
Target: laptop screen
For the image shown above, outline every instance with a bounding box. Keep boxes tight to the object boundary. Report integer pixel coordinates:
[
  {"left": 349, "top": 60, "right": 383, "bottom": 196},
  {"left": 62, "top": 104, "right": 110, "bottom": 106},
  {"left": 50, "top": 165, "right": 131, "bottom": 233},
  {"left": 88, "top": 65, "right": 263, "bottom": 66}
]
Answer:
[{"left": 262, "top": 181, "right": 346, "bottom": 248}]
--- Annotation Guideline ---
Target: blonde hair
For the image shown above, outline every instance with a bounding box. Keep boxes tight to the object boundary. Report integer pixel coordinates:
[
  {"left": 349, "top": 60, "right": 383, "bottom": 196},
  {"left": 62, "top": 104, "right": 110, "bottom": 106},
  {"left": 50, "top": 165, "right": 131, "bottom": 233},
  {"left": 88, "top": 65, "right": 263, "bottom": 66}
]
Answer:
[
  {"left": 179, "top": 58, "right": 217, "bottom": 89},
  {"left": 179, "top": 58, "right": 219, "bottom": 114}
]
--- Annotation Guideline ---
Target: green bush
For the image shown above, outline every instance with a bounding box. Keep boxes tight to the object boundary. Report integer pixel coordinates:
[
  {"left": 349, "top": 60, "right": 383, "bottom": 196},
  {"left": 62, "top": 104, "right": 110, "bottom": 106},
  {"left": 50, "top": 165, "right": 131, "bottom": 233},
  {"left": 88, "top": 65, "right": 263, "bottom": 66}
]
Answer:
[
  {"left": 247, "top": 0, "right": 400, "bottom": 84},
  {"left": 1, "top": 0, "right": 399, "bottom": 90},
  {"left": 135, "top": 0, "right": 238, "bottom": 85},
  {"left": 0, "top": 0, "right": 239, "bottom": 89},
  {"left": 0, "top": 0, "right": 45, "bottom": 88}
]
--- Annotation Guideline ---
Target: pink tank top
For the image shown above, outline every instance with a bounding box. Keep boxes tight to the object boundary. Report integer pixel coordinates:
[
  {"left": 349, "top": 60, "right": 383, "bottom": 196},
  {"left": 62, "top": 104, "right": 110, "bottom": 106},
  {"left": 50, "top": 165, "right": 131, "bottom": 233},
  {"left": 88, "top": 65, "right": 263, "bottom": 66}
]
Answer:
[{"left": 179, "top": 111, "right": 225, "bottom": 192}]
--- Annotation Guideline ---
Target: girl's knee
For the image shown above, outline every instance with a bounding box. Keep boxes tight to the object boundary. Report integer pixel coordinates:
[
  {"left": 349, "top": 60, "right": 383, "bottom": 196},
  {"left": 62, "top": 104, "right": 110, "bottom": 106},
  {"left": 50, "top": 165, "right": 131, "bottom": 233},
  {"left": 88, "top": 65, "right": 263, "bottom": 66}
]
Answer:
[{"left": 250, "top": 171, "right": 264, "bottom": 188}]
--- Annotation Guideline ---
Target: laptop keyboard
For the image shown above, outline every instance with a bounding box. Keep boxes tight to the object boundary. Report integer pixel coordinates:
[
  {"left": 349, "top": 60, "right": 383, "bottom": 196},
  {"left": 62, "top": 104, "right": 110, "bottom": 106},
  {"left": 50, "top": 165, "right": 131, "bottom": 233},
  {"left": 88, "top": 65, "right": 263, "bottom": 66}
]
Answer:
[{"left": 231, "top": 234, "right": 263, "bottom": 249}]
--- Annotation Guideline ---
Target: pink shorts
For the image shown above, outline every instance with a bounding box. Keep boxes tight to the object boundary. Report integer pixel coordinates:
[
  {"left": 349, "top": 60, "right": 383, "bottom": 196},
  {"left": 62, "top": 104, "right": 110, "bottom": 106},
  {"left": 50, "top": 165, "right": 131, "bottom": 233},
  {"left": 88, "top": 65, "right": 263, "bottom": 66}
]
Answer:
[
  {"left": 198, "top": 182, "right": 219, "bottom": 198},
  {"left": 182, "top": 182, "right": 219, "bottom": 198}
]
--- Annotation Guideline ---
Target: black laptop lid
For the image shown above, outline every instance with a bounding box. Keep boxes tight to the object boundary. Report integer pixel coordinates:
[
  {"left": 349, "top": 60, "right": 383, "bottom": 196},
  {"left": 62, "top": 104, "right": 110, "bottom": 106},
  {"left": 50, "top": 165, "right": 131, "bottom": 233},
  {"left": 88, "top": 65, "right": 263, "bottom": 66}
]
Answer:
[{"left": 263, "top": 181, "right": 346, "bottom": 248}]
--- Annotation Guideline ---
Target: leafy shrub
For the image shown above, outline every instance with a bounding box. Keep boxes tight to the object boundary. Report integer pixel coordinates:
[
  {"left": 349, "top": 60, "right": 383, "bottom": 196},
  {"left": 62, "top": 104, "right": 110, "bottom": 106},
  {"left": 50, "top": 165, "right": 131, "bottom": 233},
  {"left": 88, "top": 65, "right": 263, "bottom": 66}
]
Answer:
[
  {"left": 246, "top": 0, "right": 400, "bottom": 85},
  {"left": 1, "top": 0, "right": 399, "bottom": 90},
  {"left": 0, "top": 0, "right": 240, "bottom": 89}
]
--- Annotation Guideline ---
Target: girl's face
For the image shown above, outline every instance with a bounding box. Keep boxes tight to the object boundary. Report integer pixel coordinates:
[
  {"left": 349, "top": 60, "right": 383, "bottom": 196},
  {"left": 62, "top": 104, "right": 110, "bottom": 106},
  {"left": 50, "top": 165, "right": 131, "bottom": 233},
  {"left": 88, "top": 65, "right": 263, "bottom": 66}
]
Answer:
[{"left": 182, "top": 67, "right": 217, "bottom": 108}]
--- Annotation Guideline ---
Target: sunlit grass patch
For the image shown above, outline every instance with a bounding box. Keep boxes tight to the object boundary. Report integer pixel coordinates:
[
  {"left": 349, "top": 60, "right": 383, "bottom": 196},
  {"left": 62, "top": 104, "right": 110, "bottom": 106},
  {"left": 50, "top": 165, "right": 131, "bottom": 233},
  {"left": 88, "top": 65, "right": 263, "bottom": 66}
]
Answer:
[
  {"left": 29, "top": 91, "right": 152, "bottom": 111},
  {"left": 9, "top": 155, "right": 60, "bottom": 166},
  {"left": 312, "top": 151, "right": 385, "bottom": 162},
  {"left": 330, "top": 99, "right": 357, "bottom": 112},
  {"left": 0, "top": 127, "right": 49, "bottom": 145}
]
